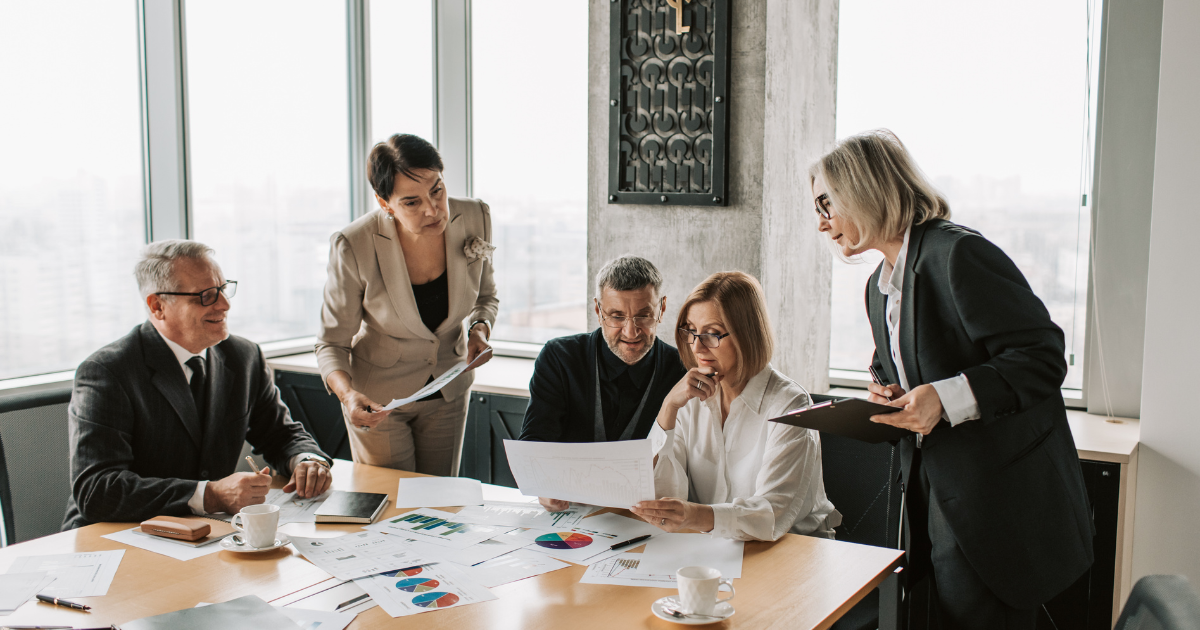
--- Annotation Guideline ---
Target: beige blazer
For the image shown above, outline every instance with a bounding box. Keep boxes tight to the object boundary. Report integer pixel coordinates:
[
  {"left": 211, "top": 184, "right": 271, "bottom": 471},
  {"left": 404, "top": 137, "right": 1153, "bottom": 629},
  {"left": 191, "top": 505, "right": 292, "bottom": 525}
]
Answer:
[{"left": 315, "top": 198, "right": 498, "bottom": 405}]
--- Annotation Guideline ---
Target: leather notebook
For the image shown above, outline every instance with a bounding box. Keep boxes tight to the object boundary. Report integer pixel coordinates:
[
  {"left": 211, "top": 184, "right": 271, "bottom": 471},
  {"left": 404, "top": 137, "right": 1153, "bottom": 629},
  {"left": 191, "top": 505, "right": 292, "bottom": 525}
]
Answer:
[{"left": 314, "top": 490, "right": 390, "bottom": 523}]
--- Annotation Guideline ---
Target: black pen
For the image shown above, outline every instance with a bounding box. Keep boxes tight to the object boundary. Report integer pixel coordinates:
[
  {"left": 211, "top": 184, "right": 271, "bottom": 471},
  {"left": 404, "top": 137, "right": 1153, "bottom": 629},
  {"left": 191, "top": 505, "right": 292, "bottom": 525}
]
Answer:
[
  {"left": 867, "top": 366, "right": 891, "bottom": 400},
  {"left": 610, "top": 534, "right": 651, "bottom": 550},
  {"left": 35, "top": 594, "right": 91, "bottom": 611}
]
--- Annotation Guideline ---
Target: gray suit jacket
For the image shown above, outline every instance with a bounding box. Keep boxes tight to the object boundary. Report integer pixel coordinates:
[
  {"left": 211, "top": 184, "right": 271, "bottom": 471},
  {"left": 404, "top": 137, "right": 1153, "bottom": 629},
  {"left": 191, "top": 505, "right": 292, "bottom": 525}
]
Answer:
[{"left": 62, "top": 321, "right": 328, "bottom": 530}]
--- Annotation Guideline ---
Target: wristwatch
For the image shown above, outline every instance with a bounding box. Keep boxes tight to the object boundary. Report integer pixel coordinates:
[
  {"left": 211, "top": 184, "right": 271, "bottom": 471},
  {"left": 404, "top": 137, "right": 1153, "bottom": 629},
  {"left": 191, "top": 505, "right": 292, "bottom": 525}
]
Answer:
[
  {"left": 469, "top": 320, "right": 491, "bottom": 340},
  {"left": 296, "top": 454, "right": 331, "bottom": 469}
]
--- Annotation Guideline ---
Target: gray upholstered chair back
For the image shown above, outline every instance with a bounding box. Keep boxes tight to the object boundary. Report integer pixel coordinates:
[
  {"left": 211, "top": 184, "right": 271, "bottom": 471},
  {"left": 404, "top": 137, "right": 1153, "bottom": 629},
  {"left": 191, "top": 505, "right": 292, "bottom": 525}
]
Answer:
[
  {"left": 1116, "top": 575, "right": 1200, "bottom": 630},
  {"left": 0, "top": 386, "right": 73, "bottom": 544}
]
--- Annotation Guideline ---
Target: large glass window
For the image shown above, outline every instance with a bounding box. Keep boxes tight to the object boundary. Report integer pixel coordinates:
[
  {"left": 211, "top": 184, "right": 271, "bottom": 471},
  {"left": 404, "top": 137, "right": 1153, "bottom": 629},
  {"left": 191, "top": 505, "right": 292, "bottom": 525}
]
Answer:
[
  {"left": 832, "top": 0, "right": 1101, "bottom": 389},
  {"left": 186, "top": 1, "right": 351, "bottom": 343},
  {"left": 369, "top": 0, "right": 435, "bottom": 146},
  {"left": 471, "top": 0, "right": 589, "bottom": 343},
  {"left": 0, "top": 2, "right": 146, "bottom": 380}
]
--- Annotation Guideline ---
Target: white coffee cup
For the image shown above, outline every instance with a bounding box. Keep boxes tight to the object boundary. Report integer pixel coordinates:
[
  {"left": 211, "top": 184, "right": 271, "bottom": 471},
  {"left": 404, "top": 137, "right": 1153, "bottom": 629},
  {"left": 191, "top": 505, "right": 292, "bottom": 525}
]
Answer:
[
  {"left": 231, "top": 503, "right": 280, "bottom": 548},
  {"left": 676, "top": 565, "right": 736, "bottom": 616}
]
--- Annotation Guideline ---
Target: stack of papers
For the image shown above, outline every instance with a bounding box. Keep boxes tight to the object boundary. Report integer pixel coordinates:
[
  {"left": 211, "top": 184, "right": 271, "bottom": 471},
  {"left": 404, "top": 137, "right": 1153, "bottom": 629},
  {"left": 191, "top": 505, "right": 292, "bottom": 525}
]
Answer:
[
  {"left": 365, "top": 508, "right": 512, "bottom": 549},
  {"left": 0, "top": 572, "right": 54, "bottom": 615},
  {"left": 289, "top": 531, "right": 436, "bottom": 581},
  {"left": 4, "top": 550, "right": 124, "bottom": 597}
]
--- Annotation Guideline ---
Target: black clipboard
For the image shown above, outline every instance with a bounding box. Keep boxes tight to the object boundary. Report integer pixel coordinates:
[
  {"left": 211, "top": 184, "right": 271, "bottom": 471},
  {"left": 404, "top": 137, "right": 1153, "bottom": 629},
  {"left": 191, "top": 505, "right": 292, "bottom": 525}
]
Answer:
[{"left": 768, "top": 394, "right": 910, "bottom": 444}]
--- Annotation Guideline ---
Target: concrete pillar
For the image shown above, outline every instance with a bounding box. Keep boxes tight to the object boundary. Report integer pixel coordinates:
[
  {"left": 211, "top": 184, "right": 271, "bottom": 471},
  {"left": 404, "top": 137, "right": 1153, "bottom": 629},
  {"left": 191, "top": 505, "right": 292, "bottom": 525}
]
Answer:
[{"left": 587, "top": 0, "right": 837, "bottom": 391}]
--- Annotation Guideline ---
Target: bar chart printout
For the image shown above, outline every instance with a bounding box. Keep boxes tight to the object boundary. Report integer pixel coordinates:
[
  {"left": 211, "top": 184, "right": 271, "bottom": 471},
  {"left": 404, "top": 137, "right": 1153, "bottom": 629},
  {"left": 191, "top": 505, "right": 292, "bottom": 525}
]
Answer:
[
  {"left": 365, "top": 508, "right": 512, "bottom": 549},
  {"left": 502, "top": 439, "right": 656, "bottom": 508}
]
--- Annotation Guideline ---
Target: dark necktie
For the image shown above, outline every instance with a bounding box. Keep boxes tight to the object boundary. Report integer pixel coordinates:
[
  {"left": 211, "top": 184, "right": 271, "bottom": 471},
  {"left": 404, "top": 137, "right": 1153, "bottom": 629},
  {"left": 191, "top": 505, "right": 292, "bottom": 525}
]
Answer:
[{"left": 186, "top": 355, "right": 207, "bottom": 420}]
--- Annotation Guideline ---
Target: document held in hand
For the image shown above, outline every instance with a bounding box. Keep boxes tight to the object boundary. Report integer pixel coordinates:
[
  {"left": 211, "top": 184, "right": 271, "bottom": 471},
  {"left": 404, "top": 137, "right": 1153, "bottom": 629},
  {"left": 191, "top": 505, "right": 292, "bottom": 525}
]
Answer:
[
  {"left": 382, "top": 348, "right": 492, "bottom": 410},
  {"left": 502, "top": 438, "right": 657, "bottom": 508}
]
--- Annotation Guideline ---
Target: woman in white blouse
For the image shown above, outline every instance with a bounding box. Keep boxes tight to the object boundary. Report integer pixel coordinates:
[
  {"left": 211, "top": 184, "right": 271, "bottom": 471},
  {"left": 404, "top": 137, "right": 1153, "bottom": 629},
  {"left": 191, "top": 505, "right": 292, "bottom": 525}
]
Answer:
[{"left": 630, "top": 272, "right": 840, "bottom": 541}]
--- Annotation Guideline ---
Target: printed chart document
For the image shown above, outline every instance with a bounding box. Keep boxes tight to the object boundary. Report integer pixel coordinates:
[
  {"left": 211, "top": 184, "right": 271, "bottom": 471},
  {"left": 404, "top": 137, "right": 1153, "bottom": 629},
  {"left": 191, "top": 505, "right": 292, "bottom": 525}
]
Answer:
[
  {"left": 639, "top": 533, "right": 744, "bottom": 578},
  {"left": 354, "top": 562, "right": 496, "bottom": 617},
  {"left": 452, "top": 501, "right": 595, "bottom": 529},
  {"left": 383, "top": 348, "right": 492, "bottom": 410},
  {"left": 267, "top": 488, "right": 330, "bottom": 524},
  {"left": 503, "top": 438, "right": 656, "bottom": 508},
  {"left": 382, "top": 534, "right": 524, "bottom": 567},
  {"left": 458, "top": 548, "right": 570, "bottom": 588},
  {"left": 580, "top": 552, "right": 677, "bottom": 588},
  {"left": 0, "top": 572, "right": 54, "bottom": 614},
  {"left": 393, "top": 477, "right": 483, "bottom": 509},
  {"left": 513, "top": 513, "right": 660, "bottom": 565},
  {"left": 365, "top": 508, "right": 512, "bottom": 549},
  {"left": 289, "top": 531, "right": 434, "bottom": 581},
  {"left": 6, "top": 549, "right": 124, "bottom": 597}
]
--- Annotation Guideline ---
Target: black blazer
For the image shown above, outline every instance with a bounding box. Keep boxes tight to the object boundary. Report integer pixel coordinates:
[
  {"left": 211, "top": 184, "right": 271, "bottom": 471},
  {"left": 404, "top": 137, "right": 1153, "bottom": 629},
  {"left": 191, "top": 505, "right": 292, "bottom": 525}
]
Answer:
[
  {"left": 867, "top": 219, "right": 1093, "bottom": 609},
  {"left": 62, "top": 321, "right": 328, "bottom": 530},
  {"left": 519, "top": 329, "right": 687, "bottom": 443}
]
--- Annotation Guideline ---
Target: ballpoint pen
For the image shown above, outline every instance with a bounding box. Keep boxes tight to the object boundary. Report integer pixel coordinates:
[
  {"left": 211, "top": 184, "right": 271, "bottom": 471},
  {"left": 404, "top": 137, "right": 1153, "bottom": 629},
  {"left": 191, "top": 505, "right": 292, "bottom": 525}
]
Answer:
[
  {"left": 35, "top": 595, "right": 91, "bottom": 611},
  {"left": 610, "top": 534, "right": 652, "bottom": 550},
  {"left": 869, "top": 366, "right": 922, "bottom": 446}
]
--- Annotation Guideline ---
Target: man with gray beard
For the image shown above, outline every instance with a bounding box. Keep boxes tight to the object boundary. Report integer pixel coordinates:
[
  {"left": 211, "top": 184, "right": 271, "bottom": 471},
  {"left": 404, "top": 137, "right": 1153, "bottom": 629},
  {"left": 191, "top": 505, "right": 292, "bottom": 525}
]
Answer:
[{"left": 519, "top": 256, "right": 687, "bottom": 511}]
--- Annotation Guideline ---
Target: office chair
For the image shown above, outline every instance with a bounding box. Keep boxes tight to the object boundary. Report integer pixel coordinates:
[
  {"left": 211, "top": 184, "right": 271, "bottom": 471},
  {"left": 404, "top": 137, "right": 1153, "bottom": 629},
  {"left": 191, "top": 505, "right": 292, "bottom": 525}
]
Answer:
[
  {"left": 1114, "top": 575, "right": 1200, "bottom": 630},
  {"left": 0, "top": 433, "right": 14, "bottom": 546},
  {"left": 0, "top": 385, "right": 74, "bottom": 543}
]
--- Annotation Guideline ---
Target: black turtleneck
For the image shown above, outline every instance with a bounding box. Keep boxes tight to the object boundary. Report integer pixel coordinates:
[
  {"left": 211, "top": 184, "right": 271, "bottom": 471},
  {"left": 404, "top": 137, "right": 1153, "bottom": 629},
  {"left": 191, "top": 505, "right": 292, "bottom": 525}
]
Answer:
[{"left": 595, "top": 333, "right": 657, "bottom": 440}]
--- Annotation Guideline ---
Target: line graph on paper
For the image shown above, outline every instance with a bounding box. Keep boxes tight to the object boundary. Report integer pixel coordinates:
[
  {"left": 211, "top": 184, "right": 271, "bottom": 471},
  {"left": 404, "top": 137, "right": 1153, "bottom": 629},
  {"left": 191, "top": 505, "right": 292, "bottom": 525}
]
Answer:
[{"left": 503, "top": 438, "right": 657, "bottom": 508}]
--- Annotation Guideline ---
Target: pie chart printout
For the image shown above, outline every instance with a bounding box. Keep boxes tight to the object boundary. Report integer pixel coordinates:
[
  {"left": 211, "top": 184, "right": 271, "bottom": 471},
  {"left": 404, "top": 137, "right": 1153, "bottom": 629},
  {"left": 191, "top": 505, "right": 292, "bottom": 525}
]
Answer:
[
  {"left": 412, "top": 591, "right": 461, "bottom": 608},
  {"left": 381, "top": 566, "right": 425, "bottom": 578},
  {"left": 536, "top": 532, "right": 593, "bottom": 550},
  {"left": 395, "top": 578, "right": 441, "bottom": 593}
]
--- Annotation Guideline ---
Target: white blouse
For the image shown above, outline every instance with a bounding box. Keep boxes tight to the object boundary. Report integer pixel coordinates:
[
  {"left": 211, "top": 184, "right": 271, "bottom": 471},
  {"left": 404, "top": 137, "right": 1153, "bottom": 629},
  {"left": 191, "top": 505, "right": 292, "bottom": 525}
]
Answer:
[{"left": 649, "top": 365, "right": 841, "bottom": 541}]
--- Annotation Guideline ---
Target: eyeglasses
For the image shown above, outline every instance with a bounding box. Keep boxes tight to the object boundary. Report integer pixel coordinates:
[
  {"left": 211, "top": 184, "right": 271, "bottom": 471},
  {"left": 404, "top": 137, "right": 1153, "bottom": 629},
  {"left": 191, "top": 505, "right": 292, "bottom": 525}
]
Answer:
[
  {"left": 814, "top": 193, "right": 832, "bottom": 220},
  {"left": 596, "top": 300, "right": 661, "bottom": 330},
  {"left": 678, "top": 328, "right": 731, "bottom": 348},
  {"left": 156, "top": 281, "right": 237, "bottom": 306}
]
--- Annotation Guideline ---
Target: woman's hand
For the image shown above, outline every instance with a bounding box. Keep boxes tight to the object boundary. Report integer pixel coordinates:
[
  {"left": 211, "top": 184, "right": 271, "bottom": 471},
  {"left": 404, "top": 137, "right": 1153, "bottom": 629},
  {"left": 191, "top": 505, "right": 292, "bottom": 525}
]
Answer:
[
  {"left": 631, "top": 498, "right": 715, "bottom": 533},
  {"left": 538, "top": 497, "right": 570, "bottom": 512},
  {"left": 870, "top": 383, "right": 943, "bottom": 435},
  {"left": 341, "top": 389, "right": 392, "bottom": 430},
  {"left": 663, "top": 367, "right": 721, "bottom": 411},
  {"left": 866, "top": 382, "right": 906, "bottom": 405},
  {"left": 465, "top": 325, "right": 492, "bottom": 371}
]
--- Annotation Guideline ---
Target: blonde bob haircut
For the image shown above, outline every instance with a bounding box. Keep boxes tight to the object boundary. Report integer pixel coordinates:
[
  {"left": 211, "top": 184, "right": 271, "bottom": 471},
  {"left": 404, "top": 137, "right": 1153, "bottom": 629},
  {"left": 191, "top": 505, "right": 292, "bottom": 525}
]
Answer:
[
  {"left": 674, "top": 271, "right": 774, "bottom": 389},
  {"left": 809, "top": 129, "right": 951, "bottom": 251}
]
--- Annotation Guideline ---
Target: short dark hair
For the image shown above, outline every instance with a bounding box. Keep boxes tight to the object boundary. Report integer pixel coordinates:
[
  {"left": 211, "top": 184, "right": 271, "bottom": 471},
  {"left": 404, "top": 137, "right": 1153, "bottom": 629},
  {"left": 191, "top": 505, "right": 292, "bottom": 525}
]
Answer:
[{"left": 367, "top": 134, "right": 445, "bottom": 202}]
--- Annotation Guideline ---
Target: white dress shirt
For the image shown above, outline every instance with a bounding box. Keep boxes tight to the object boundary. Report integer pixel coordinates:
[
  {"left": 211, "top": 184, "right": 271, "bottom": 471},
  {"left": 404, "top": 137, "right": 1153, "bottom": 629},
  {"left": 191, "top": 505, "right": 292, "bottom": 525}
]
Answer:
[
  {"left": 879, "top": 225, "right": 981, "bottom": 426},
  {"left": 648, "top": 365, "right": 841, "bottom": 541},
  {"left": 156, "top": 328, "right": 315, "bottom": 515}
]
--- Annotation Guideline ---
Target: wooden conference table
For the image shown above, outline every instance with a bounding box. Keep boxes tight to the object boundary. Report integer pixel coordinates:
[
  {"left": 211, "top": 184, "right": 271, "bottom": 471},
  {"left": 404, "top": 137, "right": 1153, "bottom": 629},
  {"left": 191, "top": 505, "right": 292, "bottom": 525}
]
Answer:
[{"left": 0, "top": 461, "right": 903, "bottom": 629}]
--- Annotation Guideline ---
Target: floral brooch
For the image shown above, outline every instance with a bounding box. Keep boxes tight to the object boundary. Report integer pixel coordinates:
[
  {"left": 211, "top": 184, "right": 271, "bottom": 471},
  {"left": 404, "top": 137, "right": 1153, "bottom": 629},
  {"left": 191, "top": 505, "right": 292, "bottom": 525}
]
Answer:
[{"left": 464, "top": 236, "right": 496, "bottom": 264}]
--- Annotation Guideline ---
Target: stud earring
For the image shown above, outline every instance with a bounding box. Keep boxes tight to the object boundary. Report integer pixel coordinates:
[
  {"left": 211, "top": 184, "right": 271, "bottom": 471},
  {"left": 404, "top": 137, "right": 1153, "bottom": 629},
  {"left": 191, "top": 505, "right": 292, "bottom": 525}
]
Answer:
[{"left": 385, "top": 212, "right": 394, "bottom": 221}]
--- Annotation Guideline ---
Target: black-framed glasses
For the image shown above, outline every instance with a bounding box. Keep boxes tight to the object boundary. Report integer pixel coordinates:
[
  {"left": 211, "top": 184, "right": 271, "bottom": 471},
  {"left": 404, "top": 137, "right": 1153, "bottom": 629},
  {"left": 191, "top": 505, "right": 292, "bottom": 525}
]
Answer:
[
  {"left": 814, "top": 193, "right": 832, "bottom": 220},
  {"left": 679, "top": 328, "right": 731, "bottom": 349},
  {"left": 596, "top": 299, "right": 662, "bottom": 330},
  {"left": 156, "top": 281, "right": 237, "bottom": 306}
]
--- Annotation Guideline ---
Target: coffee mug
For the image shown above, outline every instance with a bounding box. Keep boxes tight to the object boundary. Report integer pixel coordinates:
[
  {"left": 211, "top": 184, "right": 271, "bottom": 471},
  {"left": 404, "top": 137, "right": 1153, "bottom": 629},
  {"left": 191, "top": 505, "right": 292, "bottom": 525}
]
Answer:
[
  {"left": 676, "top": 565, "right": 736, "bottom": 615},
  {"left": 231, "top": 503, "right": 280, "bottom": 548}
]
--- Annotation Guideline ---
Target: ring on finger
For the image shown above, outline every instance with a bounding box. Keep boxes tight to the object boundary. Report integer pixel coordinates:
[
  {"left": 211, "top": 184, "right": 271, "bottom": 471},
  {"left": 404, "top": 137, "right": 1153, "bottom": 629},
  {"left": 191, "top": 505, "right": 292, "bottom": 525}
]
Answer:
[{"left": 693, "top": 380, "right": 703, "bottom": 390}]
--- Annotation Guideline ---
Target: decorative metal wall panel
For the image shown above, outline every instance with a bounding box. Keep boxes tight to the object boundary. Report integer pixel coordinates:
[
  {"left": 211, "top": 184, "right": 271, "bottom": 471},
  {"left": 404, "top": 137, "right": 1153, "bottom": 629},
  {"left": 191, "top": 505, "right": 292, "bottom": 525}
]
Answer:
[{"left": 608, "top": 0, "right": 730, "bottom": 206}]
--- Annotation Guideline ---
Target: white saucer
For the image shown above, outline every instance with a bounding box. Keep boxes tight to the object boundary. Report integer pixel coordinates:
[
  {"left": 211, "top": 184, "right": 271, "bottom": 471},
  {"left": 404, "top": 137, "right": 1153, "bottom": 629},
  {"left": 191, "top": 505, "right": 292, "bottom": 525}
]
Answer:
[
  {"left": 651, "top": 596, "right": 735, "bottom": 625},
  {"left": 221, "top": 533, "right": 290, "bottom": 553}
]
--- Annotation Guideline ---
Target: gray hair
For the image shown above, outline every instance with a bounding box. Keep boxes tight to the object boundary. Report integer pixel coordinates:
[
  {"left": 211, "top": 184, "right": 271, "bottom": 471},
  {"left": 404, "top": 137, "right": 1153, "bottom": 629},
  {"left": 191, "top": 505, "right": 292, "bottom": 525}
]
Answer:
[
  {"left": 134, "top": 239, "right": 216, "bottom": 299},
  {"left": 595, "top": 255, "right": 663, "bottom": 297}
]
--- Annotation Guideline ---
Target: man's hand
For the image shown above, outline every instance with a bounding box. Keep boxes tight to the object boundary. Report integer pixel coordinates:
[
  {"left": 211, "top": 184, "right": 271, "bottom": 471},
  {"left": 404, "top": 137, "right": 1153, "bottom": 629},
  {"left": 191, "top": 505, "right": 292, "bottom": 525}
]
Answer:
[
  {"left": 205, "top": 469, "right": 272, "bottom": 514},
  {"left": 283, "top": 461, "right": 332, "bottom": 499},
  {"left": 539, "top": 497, "right": 569, "bottom": 512},
  {"left": 870, "top": 383, "right": 943, "bottom": 435},
  {"left": 631, "top": 498, "right": 715, "bottom": 533},
  {"left": 866, "top": 382, "right": 906, "bottom": 405}
]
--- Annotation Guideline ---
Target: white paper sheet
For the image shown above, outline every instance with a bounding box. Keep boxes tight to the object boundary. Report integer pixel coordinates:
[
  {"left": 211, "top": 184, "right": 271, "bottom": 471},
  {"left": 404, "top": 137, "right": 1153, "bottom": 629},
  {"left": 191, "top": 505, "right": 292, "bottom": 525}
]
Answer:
[
  {"left": 451, "top": 501, "right": 595, "bottom": 529},
  {"left": 268, "top": 488, "right": 331, "bottom": 524},
  {"left": 458, "top": 548, "right": 570, "bottom": 588},
  {"left": 289, "top": 531, "right": 434, "bottom": 581},
  {"left": 103, "top": 527, "right": 226, "bottom": 561},
  {"left": 0, "top": 572, "right": 53, "bottom": 613},
  {"left": 384, "top": 535, "right": 524, "bottom": 567},
  {"left": 382, "top": 349, "right": 492, "bottom": 410},
  {"left": 353, "top": 561, "right": 496, "bottom": 617},
  {"left": 197, "top": 602, "right": 355, "bottom": 630},
  {"left": 579, "top": 552, "right": 677, "bottom": 587},
  {"left": 638, "top": 533, "right": 744, "bottom": 578},
  {"left": 512, "top": 513, "right": 660, "bottom": 565},
  {"left": 365, "top": 508, "right": 512, "bottom": 549},
  {"left": 480, "top": 482, "right": 538, "bottom": 504},
  {"left": 275, "top": 579, "right": 377, "bottom": 616},
  {"left": 502, "top": 438, "right": 656, "bottom": 508},
  {"left": 393, "top": 477, "right": 483, "bottom": 509},
  {"left": 6, "top": 549, "right": 124, "bottom": 598}
]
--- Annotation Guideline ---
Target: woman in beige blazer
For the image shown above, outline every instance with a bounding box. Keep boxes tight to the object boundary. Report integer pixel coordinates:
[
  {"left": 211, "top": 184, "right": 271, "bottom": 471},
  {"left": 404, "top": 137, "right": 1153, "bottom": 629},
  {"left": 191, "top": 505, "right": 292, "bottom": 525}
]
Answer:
[{"left": 316, "top": 134, "right": 498, "bottom": 475}]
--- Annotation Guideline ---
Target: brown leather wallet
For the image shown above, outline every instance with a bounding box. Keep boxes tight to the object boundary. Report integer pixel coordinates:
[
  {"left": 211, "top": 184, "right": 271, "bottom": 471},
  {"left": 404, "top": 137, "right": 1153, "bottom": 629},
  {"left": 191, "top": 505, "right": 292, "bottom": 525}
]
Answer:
[{"left": 140, "top": 515, "right": 212, "bottom": 541}]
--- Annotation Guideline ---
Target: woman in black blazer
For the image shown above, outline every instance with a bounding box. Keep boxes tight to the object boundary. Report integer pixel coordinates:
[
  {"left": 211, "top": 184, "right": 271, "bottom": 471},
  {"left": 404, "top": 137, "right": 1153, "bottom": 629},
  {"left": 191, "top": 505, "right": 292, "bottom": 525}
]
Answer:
[{"left": 811, "top": 130, "right": 1093, "bottom": 628}]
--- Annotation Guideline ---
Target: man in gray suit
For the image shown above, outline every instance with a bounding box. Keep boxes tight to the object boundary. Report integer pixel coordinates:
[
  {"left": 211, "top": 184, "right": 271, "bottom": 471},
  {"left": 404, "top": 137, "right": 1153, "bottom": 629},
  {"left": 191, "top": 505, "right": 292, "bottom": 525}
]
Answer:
[{"left": 62, "top": 240, "right": 333, "bottom": 530}]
